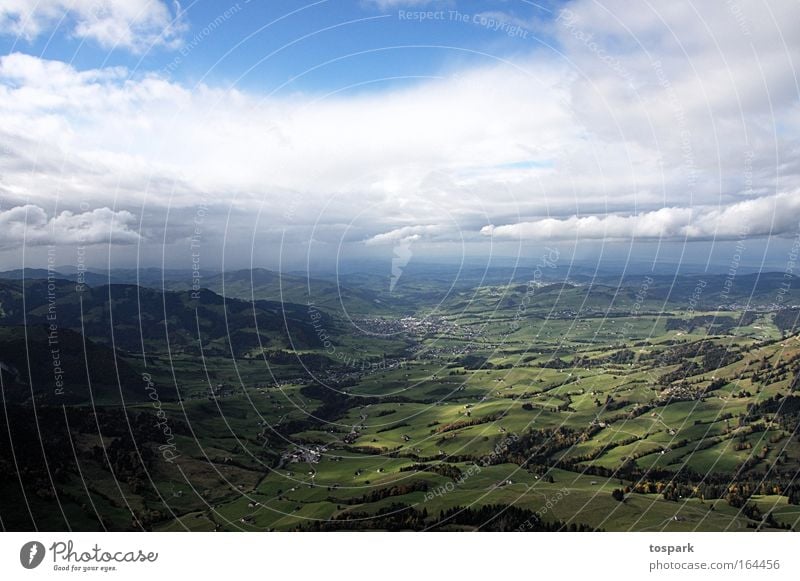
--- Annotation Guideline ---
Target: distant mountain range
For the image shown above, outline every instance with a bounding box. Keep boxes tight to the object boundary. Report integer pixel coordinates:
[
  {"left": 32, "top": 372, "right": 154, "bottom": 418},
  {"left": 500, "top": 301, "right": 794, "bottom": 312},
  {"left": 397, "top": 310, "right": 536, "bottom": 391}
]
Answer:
[{"left": 3, "top": 265, "right": 799, "bottom": 314}]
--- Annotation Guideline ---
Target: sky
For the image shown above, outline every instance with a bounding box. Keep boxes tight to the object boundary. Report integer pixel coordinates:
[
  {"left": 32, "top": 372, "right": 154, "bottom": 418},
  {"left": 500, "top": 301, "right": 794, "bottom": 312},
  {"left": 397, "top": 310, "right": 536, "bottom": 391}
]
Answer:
[{"left": 0, "top": 0, "right": 799, "bottom": 275}]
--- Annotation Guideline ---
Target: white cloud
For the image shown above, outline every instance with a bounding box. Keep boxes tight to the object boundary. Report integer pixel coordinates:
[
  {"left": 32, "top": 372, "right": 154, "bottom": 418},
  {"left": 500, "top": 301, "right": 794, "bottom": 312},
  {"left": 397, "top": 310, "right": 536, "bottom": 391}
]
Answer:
[
  {"left": 482, "top": 192, "right": 800, "bottom": 242},
  {"left": 0, "top": 0, "right": 184, "bottom": 52},
  {"left": 0, "top": 0, "right": 799, "bottom": 263},
  {"left": 364, "top": 224, "right": 447, "bottom": 245},
  {"left": 553, "top": 0, "right": 800, "bottom": 178},
  {"left": 0, "top": 51, "right": 570, "bottom": 221},
  {"left": 0, "top": 205, "right": 140, "bottom": 248}
]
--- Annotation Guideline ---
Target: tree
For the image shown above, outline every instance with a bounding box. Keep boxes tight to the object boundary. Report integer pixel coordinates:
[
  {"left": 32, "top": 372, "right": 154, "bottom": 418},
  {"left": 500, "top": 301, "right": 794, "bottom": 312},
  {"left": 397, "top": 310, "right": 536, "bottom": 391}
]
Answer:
[{"left": 611, "top": 488, "right": 625, "bottom": 502}]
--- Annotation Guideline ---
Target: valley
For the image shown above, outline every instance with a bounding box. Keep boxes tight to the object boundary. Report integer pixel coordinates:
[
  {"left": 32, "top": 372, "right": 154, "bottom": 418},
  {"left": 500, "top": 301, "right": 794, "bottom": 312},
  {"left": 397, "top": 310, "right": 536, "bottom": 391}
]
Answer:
[{"left": 2, "top": 266, "right": 800, "bottom": 531}]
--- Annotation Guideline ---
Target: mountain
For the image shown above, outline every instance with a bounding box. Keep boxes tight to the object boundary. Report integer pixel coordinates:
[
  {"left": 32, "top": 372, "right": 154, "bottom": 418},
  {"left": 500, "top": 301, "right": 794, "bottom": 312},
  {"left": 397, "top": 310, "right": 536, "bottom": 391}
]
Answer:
[
  {"left": 0, "top": 278, "right": 333, "bottom": 358},
  {"left": 0, "top": 268, "right": 54, "bottom": 280},
  {"left": 163, "top": 268, "right": 388, "bottom": 315},
  {"left": 0, "top": 325, "right": 145, "bottom": 404}
]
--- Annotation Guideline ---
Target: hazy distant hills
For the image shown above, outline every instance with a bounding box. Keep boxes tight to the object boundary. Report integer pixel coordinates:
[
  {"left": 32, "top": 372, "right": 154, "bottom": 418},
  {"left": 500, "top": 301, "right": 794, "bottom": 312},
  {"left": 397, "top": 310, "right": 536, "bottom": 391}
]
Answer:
[
  {"left": 0, "top": 267, "right": 392, "bottom": 315},
  {"left": 165, "top": 268, "right": 388, "bottom": 314},
  {"left": 2, "top": 266, "right": 799, "bottom": 326},
  {"left": 617, "top": 272, "right": 800, "bottom": 308}
]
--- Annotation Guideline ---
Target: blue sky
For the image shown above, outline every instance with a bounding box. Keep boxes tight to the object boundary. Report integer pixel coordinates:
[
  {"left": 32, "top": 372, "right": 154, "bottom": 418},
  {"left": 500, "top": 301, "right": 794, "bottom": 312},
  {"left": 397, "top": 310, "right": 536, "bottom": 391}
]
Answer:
[
  {"left": 0, "top": 1, "right": 561, "bottom": 92},
  {"left": 0, "top": 1, "right": 798, "bottom": 273}
]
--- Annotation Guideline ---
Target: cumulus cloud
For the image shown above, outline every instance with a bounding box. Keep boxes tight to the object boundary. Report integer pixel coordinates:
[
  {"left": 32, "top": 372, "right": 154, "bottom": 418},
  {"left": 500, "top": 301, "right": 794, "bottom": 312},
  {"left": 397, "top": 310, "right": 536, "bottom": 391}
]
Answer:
[
  {"left": 0, "top": 205, "right": 140, "bottom": 248},
  {"left": 0, "top": 50, "right": 568, "bottom": 220},
  {"left": 364, "top": 224, "right": 447, "bottom": 246},
  {"left": 482, "top": 192, "right": 800, "bottom": 242},
  {"left": 0, "top": 0, "right": 799, "bottom": 264},
  {"left": 0, "top": 0, "right": 184, "bottom": 52},
  {"left": 553, "top": 0, "right": 800, "bottom": 177}
]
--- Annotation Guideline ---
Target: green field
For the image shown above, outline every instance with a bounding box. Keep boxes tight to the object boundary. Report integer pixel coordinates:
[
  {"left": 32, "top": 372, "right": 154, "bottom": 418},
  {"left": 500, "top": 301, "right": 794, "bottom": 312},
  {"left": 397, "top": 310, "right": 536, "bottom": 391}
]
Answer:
[{"left": 3, "top": 272, "right": 800, "bottom": 531}]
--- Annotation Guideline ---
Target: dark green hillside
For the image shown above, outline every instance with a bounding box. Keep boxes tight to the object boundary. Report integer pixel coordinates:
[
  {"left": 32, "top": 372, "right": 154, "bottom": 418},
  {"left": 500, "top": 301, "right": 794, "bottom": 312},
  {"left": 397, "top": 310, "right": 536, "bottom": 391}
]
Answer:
[
  {"left": 0, "top": 326, "right": 145, "bottom": 404},
  {"left": 0, "top": 279, "right": 332, "bottom": 357}
]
